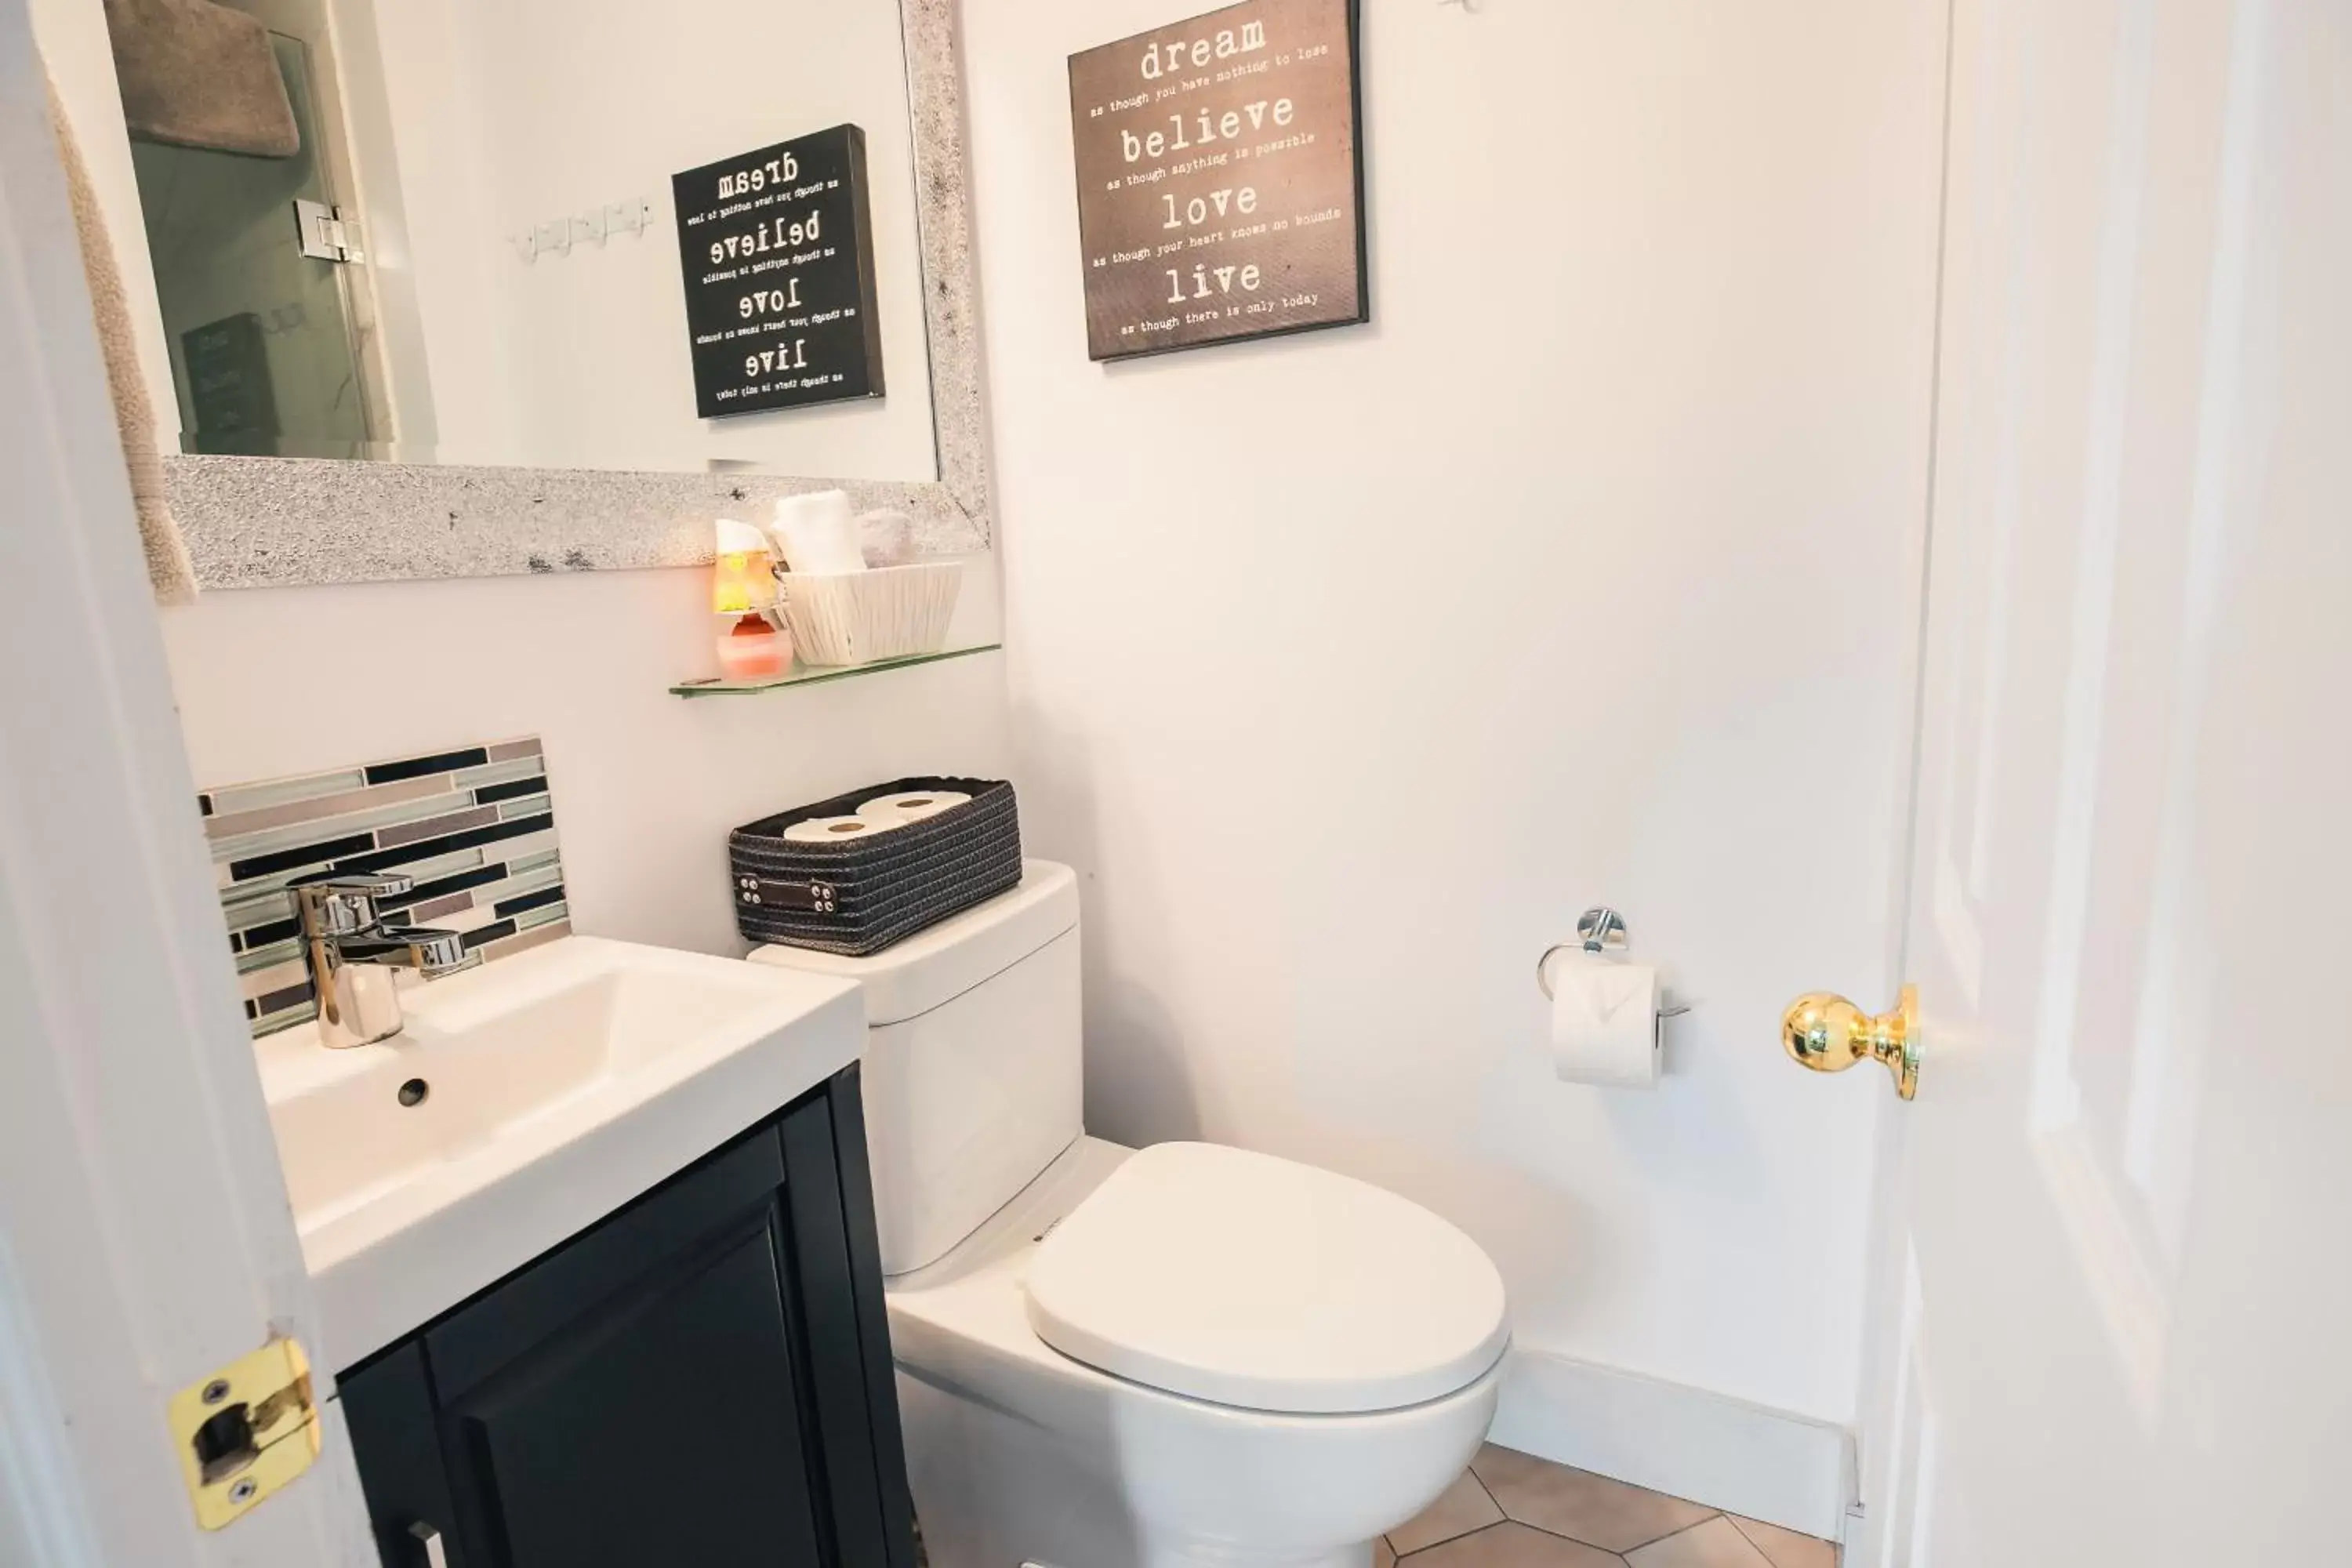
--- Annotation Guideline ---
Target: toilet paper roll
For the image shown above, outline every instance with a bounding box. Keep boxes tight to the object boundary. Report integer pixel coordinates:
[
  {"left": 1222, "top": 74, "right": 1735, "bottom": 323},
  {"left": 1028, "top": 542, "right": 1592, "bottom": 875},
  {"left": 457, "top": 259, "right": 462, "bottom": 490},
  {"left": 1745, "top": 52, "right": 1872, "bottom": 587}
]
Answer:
[
  {"left": 782, "top": 813, "right": 908, "bottom": 844},
  {"left": 858, "top": 789, "right": 971, "bottom": 823},
  {"left": 1548, "top": 953, "right": 1661, "bottom": 1089}
]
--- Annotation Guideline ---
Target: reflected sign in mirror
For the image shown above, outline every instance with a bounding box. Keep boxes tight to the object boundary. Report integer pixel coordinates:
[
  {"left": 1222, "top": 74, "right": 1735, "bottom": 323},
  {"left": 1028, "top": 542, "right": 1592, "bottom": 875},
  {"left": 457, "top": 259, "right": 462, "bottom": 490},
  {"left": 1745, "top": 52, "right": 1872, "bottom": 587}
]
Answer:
[{"left": 673, "top": 125, "right": 886, "bottom": 420}]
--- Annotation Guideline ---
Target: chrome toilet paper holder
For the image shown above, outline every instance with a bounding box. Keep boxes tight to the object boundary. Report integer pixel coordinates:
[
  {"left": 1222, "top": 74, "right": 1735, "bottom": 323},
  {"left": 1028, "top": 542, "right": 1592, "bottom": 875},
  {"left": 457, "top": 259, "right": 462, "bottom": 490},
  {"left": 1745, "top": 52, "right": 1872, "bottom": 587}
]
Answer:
[
  {"left": 1537, "top": 906, "right": 1692, "bottom": 1018},
  {"left": 1536, "top": 906, "right": 1628, "bottom": 998}
]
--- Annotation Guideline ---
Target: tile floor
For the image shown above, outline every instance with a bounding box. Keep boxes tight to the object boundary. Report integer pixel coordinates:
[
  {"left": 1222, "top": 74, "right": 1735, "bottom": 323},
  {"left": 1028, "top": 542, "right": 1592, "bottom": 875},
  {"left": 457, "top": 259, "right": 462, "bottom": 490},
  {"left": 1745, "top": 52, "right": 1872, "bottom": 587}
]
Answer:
[{"left": 1375, "top": 1446, "right": 1838, "bottom": 1568}]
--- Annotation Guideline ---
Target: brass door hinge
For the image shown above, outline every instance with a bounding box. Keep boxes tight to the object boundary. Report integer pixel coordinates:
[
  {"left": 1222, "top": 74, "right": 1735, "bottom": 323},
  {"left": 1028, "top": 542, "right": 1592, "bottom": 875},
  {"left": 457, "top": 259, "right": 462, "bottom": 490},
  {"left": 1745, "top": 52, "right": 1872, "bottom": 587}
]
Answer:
[{"left": 169, "top": 1336, "right": 322, "bottom": 1530}]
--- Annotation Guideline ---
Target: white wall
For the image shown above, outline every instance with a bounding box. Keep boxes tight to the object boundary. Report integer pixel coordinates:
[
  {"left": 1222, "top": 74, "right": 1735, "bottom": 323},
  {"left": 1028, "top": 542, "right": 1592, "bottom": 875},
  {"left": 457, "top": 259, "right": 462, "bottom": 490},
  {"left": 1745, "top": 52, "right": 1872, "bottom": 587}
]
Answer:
[
  {"left": 158, "top": 576, "right": 1009, "bottom": 957},
  {"left": 964, "top": 0, "right": 1946, "bottom": 1440}
]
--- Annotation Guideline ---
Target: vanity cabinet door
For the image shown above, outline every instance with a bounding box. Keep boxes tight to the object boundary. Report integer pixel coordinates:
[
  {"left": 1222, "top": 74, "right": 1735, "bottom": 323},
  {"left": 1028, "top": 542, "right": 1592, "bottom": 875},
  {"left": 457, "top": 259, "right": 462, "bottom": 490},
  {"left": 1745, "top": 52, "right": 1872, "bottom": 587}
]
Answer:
[
  {"left": 774, "top": 1071, "right": 919, "bottom": 1568},
  {"left": 339, "top": 1341, "right": 463, "bottom": 1568},
  {"left": 338, "top": 1068, "right": 914, "bottom": 1568},
  {"left": 436, "top": 1203, "right": 826, "bottom": 1568}
]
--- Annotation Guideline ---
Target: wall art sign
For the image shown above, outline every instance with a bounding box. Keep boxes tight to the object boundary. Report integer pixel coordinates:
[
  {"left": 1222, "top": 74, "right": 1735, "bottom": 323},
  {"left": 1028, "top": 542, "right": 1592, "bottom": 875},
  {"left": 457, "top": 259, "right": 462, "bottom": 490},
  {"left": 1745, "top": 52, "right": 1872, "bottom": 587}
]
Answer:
[
  {"left": 1067, "top": 0, "right": 1367, "bottom": 361},
  {"left": 672, "top": 124, "right": 885, "bottom": 419}
]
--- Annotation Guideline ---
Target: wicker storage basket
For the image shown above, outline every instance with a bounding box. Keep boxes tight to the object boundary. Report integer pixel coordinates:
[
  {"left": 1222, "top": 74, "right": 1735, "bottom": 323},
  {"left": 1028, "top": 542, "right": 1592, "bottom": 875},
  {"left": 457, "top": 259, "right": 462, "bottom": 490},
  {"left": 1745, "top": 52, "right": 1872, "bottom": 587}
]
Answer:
[
  {"left": 728, "top": 776, "right": 1021, "bottom": 956},
  {"left": 777, "top": 561, "right": 963, "bottom": 666}
]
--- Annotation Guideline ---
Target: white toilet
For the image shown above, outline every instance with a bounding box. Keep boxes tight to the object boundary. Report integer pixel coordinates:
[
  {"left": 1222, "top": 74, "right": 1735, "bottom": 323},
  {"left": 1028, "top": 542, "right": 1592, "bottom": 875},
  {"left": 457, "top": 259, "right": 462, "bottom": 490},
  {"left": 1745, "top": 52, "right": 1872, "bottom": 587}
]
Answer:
[{"left": 751, "top": 862, "right": 1510, "bottom": 1568}]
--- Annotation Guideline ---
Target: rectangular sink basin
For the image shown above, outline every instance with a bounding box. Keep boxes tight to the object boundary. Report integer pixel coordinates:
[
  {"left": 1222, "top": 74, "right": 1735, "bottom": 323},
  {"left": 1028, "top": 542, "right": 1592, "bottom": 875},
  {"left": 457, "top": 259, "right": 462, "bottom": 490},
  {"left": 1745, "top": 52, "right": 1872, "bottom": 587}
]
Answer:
[{"left": 255, "top": 935, "right": 863, "bottom": 1368}]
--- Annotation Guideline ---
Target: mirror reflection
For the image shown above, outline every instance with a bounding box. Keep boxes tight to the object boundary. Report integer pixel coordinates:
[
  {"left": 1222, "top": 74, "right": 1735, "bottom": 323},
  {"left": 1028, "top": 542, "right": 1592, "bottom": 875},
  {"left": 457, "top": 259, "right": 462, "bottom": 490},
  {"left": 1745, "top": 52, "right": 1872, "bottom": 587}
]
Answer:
[{"left": 96, "top": 0, "right": 937, "bottom": 480}]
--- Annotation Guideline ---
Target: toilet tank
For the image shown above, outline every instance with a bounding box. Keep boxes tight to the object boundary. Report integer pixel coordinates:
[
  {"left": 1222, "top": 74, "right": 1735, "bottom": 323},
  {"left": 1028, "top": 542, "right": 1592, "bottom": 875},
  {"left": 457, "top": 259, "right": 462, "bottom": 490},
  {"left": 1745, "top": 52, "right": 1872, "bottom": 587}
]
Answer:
[{"left": 748, "top": 861, "right": 1082, "bottom": 1276}]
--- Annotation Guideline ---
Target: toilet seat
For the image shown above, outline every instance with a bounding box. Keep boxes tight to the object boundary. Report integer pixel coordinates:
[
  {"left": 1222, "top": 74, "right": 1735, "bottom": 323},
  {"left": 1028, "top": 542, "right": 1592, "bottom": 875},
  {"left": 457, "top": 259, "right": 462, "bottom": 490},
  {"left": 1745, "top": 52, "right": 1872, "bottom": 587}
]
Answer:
[{"left": 1023, "top": 1142, "right": 1509, "bottom": 1414}]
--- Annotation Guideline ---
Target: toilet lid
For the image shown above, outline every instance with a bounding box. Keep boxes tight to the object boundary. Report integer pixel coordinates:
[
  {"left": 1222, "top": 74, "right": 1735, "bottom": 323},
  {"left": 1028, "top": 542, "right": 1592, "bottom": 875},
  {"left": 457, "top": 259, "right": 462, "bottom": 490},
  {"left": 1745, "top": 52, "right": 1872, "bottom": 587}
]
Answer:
[{"left": 1024, "top": 1142, "right": 1509, "bottom": 1414}]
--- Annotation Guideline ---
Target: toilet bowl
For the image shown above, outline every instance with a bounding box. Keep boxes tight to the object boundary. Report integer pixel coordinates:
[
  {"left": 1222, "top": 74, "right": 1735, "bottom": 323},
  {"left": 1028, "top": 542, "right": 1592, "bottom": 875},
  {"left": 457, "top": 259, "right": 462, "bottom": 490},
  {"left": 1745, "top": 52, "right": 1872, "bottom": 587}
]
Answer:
[{"left": 751, "top": 862, "right": 1510, "bottom": 1568}]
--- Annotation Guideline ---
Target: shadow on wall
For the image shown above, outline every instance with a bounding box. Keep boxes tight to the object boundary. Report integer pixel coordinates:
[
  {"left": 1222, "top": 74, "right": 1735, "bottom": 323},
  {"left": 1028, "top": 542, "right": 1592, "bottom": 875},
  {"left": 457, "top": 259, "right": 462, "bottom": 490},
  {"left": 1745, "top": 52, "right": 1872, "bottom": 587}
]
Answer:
[
  {"left": 1006, "top": 702, "right": 1621, "bottom": 1363},
  {"left": 1007, "top": 701, "right": 1203, "bottom": 1148}
]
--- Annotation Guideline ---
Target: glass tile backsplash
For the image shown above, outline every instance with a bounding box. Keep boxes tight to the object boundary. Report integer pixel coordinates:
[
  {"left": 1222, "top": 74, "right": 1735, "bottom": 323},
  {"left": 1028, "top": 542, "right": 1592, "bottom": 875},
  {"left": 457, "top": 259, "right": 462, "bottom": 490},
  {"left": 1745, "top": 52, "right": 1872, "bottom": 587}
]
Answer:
[{"left": 200, "top": 737, "right": 570, "bottom": 1037}]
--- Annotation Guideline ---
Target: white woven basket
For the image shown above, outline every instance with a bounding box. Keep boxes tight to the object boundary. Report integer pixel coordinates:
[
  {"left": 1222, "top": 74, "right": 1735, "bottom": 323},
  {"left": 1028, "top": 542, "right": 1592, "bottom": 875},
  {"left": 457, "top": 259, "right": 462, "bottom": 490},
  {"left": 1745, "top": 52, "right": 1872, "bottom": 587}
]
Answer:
[{"left": 777, "top": 561, "right": 964, "bottom": 666}]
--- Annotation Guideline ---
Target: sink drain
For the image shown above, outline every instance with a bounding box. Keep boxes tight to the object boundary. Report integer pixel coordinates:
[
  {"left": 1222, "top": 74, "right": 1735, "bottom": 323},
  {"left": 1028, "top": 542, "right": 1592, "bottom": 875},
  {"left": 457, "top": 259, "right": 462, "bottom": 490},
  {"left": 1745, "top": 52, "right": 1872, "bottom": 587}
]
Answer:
[{"left": 397, "top": 1078, "right": 430, "bottom": 1108}]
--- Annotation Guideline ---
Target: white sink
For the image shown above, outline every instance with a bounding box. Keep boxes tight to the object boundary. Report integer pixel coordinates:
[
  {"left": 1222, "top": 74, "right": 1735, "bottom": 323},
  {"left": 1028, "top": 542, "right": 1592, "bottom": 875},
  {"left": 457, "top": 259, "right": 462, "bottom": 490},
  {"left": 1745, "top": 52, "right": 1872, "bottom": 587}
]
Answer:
[{"left": 256, "top": 935, "right": 863, "bottom": 1369}]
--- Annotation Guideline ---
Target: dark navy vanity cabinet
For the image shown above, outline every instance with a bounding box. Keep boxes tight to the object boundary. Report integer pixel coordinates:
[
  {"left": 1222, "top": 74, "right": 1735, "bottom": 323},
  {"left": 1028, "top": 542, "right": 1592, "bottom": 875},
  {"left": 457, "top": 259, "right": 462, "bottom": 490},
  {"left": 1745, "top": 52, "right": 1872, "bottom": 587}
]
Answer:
[{"left": 337, "top": 1066, "right": 916, "bottom": 1568}]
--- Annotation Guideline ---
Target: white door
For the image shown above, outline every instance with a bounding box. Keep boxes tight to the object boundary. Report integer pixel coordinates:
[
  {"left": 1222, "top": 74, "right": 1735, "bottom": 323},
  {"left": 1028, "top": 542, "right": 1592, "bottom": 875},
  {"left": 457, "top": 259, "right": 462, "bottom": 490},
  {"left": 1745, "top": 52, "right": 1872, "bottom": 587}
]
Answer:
[
  {"left": 1849, "top": 0, "right": 2350, "bottom": 1562},
  {"left": 0, "top": 5, "right": 376, "bottom": 1562}
]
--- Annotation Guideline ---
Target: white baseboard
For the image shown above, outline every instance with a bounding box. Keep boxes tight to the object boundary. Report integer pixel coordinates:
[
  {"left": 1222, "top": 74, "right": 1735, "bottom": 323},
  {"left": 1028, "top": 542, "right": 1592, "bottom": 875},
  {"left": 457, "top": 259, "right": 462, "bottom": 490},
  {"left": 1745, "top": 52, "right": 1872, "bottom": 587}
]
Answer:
[{"left": 1485, "top": 1346, "right": 1853, "bottom": 1541}]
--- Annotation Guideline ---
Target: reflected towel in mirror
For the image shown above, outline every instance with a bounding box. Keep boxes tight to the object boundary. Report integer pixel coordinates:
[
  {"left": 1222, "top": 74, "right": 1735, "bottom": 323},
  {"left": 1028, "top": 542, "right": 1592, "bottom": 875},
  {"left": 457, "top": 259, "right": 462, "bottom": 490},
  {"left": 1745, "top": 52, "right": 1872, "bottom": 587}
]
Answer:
[{"left": 102, "top": 0, "right": 299, "bottom": 158}]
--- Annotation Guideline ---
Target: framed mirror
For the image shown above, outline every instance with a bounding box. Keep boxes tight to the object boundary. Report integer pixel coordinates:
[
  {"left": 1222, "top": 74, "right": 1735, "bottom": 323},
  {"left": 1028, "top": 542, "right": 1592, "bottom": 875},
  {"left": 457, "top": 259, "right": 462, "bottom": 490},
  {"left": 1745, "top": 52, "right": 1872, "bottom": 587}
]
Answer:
[{"left": 53, "top": 0, "right": 987, "bottom": 587}]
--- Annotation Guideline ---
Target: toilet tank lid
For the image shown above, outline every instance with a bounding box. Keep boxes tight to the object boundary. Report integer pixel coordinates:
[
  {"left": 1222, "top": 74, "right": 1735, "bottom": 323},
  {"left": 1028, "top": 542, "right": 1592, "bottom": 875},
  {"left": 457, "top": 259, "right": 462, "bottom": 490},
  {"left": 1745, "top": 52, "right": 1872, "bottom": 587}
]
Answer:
[
  {"left": 1025, "top": 1142, "right": 1510, "bottom": 1415},
  {"left": 747, "top": 859, "right": 1078, "bottom": 1026}
]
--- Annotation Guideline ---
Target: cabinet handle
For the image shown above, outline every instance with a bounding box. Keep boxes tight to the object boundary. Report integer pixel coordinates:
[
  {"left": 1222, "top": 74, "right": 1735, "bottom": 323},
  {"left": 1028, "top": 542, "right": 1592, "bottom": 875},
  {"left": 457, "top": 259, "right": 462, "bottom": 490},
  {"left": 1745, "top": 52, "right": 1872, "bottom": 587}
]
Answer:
[{"left": 409, "top": 1522, "right": 449, "bottom": 1568}]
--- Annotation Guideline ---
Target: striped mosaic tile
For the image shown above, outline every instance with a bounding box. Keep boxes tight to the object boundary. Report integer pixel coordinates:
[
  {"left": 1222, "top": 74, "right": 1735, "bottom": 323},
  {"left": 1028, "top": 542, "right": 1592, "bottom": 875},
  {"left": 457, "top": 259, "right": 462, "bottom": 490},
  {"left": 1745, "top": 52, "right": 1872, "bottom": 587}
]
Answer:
[{"left": 200, "top": 737, "right": 571, "bottom": 1037}]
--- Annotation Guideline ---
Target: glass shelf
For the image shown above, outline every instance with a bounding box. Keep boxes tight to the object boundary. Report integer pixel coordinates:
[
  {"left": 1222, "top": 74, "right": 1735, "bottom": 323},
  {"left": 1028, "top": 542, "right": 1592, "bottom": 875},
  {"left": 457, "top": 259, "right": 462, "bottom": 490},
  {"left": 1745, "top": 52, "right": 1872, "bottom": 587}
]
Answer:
[{"left": 669, "top": 643, "right": 1000, "bottom": 698}]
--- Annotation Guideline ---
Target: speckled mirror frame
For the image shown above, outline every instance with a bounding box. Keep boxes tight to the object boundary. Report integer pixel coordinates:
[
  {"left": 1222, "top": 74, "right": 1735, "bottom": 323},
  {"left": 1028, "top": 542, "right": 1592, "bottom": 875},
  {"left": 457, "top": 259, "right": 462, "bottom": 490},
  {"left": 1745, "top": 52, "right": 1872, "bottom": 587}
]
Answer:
[{"left": 168, "top": 0, "right": 988, "bottom": 590}]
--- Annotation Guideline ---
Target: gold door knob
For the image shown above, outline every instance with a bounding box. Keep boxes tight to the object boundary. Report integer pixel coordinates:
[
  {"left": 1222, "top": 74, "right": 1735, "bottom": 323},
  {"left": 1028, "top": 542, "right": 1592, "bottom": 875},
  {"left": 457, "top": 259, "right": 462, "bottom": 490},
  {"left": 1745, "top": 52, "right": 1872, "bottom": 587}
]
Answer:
[{"left": 1780, "top": 985, "right": 1920, "bottom": 1100}]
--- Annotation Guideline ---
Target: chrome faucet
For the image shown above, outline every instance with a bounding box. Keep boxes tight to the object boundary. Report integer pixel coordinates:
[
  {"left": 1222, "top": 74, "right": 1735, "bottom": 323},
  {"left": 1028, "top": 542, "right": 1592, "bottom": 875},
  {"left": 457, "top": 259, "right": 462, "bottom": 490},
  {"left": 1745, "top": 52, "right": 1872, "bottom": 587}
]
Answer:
[{"left": 288, "top": 871, "right": 468, "bottom": 1048}]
